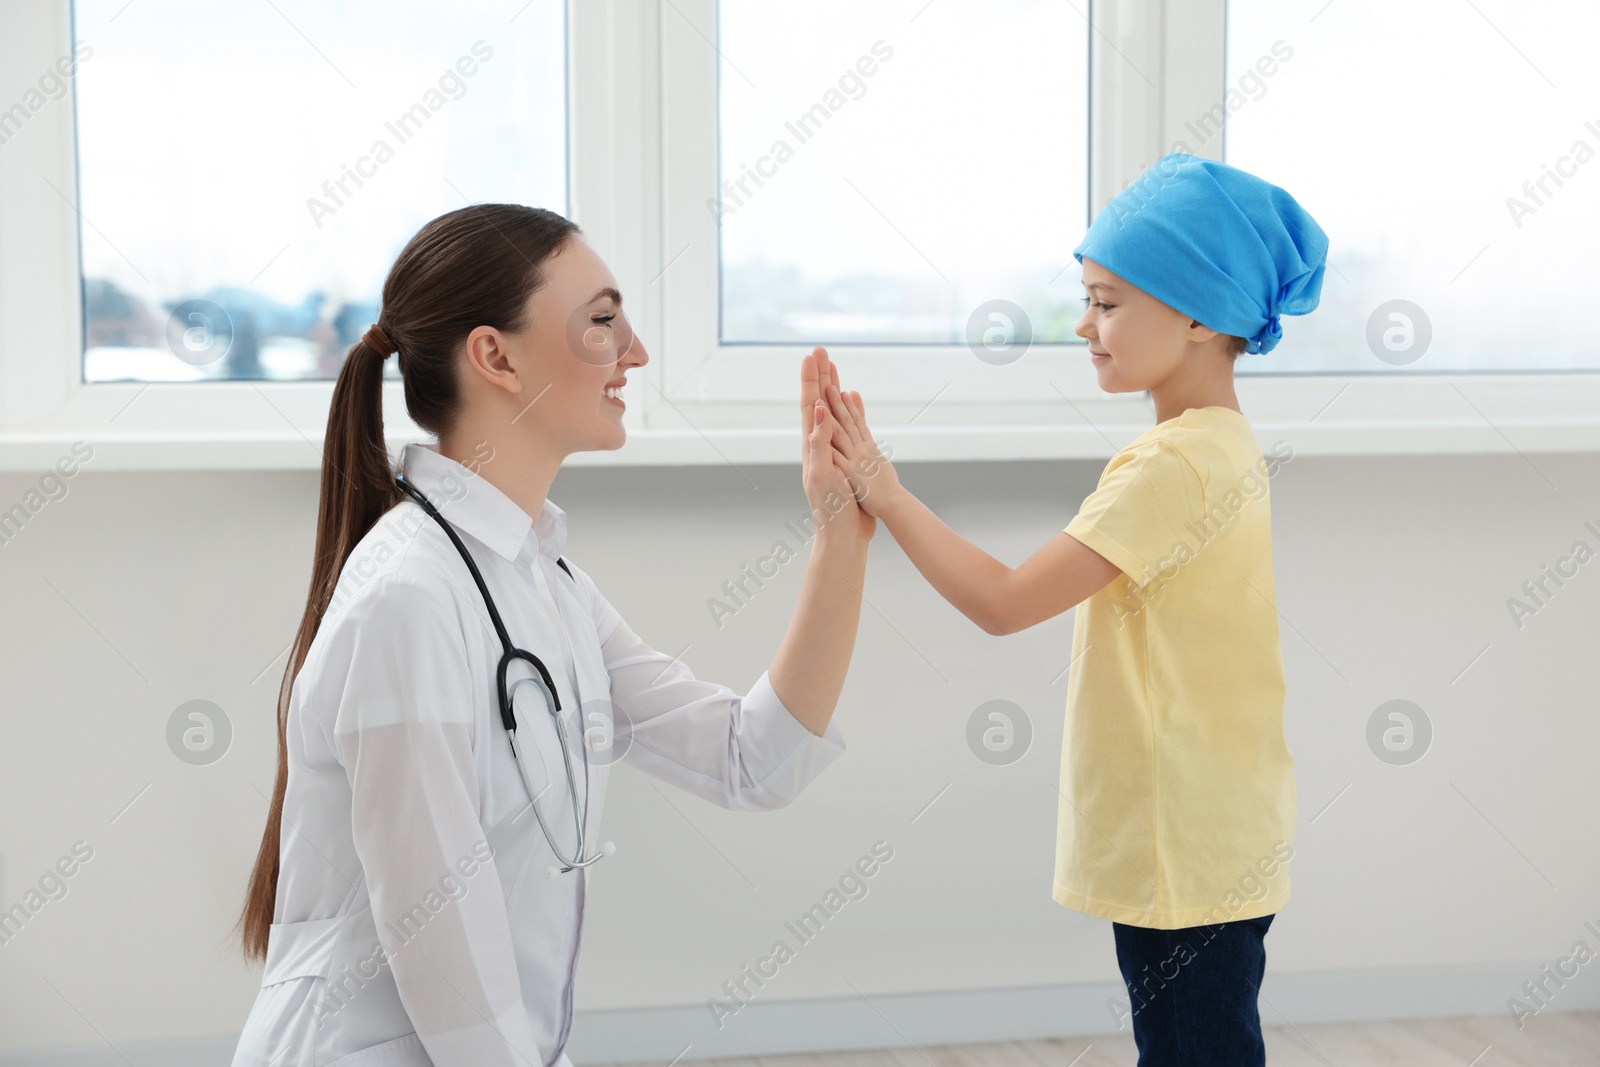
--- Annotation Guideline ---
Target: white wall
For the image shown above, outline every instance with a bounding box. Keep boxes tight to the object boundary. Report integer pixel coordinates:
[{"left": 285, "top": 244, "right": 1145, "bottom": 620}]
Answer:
[{"left": 1, "top": 449, "right": 1597, "bottom": 1061}]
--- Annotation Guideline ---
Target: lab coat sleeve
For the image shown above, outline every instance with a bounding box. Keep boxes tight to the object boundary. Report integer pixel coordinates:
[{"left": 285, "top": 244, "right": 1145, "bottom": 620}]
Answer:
[
  {"left": 331, "top": 576, "right": 546, "bottom": 1067},
  {"left": 578, "top": 569, "right": 847, "bottom": 810}
]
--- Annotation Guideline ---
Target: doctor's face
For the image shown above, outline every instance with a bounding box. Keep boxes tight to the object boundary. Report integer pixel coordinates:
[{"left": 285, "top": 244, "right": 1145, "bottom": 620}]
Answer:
[
  {"left": 1073, "top": 258, "right": 1195, "bottom": 394},
  {"left": 507, "top": 235, "right": 649, "bottom": 454}
]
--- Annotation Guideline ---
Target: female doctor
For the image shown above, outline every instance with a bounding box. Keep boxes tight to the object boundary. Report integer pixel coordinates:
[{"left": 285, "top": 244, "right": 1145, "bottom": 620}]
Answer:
[{"left": 230, "top": 205, "right": 872, "bottom": 1067}]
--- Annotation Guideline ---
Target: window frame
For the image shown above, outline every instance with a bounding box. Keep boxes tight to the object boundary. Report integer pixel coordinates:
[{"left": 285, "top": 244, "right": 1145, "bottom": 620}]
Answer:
[{"left": 2, "top": 0, "right": 1599, "bottom": 473}]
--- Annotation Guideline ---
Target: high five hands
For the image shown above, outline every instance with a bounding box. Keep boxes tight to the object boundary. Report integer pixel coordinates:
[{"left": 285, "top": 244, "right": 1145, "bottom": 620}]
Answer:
[
  {"left": 801, "top": 346, "right": 1119, "bottom": 638},
  {"left": 800, "top": 347, "right": 877, "bottom": 542},
  {"left": 802, "top": 347, "right": 902, "bottom": 521},
  {"left": 812, "top": 348, "right": 902, "bottom": 518}
]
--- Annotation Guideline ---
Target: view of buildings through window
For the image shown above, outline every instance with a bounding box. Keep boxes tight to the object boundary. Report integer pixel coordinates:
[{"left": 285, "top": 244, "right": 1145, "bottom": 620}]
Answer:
[{"left": 74, "top": 0, "right": 566, "bottom": 383}]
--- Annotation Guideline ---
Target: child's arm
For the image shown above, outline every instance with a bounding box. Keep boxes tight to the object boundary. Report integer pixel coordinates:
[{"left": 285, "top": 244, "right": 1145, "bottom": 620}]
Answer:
[{"left": 821, "top": 384, "right": 1123, "bottom": 636}]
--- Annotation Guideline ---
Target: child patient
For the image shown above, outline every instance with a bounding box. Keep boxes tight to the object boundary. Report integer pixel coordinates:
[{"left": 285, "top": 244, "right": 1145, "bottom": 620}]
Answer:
[{"left": 819, "top": 152, "right": 1328, "bottom": 1067}]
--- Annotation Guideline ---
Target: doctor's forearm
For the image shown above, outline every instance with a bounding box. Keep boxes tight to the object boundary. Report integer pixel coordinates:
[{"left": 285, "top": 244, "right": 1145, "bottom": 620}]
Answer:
[{"left": 767, "top": 530, "right": 869, "bottom": 736}]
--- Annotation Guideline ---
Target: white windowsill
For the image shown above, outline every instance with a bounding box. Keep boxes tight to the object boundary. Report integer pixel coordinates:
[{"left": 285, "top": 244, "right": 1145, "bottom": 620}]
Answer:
[{"left": 5, "top": 404, "right": 1600, "bottom": 472}]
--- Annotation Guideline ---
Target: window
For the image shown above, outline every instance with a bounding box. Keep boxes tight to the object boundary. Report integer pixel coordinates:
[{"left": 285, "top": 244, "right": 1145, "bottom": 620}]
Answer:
[
  {"left": 73, "top": 0, "right": 566, "bottom": 383},
  {"left": 4, "top": 0, "right": 1598, "bottom": 469},
  {"left": 657, "top": 0, "right": 1097, "bottom": 412},
  {"left": 1226, "top": 0, "right": 1600, "bottom": 372},
  {"left": 715, "top": 0, "right": 1089, "bottom": 349}
]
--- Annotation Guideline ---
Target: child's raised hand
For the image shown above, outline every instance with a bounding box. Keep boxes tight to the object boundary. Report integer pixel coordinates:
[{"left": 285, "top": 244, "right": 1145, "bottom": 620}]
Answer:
[{"left": 822, "top": 379, "right": 903, "bottom": 519}]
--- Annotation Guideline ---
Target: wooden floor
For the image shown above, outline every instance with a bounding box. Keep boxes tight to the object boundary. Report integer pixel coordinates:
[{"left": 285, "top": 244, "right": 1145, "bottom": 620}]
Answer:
[{"left": 596, "top": 1010, "right": 1599, "bottom": 1067}]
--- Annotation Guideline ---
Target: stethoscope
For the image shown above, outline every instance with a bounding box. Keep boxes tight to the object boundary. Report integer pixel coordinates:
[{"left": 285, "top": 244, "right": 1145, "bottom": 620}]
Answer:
[{"left": 396, "top": 472, "right": 615, "bottom": 879}]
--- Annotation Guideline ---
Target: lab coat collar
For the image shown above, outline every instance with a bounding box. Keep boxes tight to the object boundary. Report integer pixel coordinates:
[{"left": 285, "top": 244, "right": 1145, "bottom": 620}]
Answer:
[{"left": 399, "top": 442, "right": 569, "bottom": 565}]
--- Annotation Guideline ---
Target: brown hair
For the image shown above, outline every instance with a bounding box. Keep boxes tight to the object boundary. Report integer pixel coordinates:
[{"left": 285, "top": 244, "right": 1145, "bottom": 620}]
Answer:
[{"left": 236, "top": 204, "right": 580, "bottom": 963}]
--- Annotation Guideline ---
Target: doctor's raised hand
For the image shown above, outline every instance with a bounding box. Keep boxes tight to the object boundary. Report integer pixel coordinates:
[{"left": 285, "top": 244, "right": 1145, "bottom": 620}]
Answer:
[
  {"left": 231, "top": 207, "right": 870, "bottom": 1067},
  {"left": 763, "top": 344, "right": 873, "bottom": 735}
]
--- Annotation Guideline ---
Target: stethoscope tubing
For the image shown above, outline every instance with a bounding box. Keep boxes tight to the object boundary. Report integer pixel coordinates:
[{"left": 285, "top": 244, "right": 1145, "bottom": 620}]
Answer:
[{"left": 395, "top": 473, "right": 608, "bottom": 875}]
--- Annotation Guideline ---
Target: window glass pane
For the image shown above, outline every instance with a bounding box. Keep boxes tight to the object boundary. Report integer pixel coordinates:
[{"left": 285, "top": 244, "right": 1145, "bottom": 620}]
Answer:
[
  {"left": 716, "top": 0, "right": 1089, "bottom": 346},
  {"left": 75, "top": 0, "right": 566, "bottom": 383},
  {"left": 1226, "top": 0, "right": 1600, "bottom": 372}
]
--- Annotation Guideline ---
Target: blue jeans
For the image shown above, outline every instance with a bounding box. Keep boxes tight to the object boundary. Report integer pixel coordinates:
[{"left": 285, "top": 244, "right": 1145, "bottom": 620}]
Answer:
[{"left": 1113, "top": 913, "right": 1274, "bottom": 1066}]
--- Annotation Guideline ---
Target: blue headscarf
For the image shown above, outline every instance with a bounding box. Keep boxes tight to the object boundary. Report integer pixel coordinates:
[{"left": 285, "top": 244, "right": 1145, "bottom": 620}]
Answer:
[{"left": 1073, "top": 153, "right": 1328, "bottom": 355}]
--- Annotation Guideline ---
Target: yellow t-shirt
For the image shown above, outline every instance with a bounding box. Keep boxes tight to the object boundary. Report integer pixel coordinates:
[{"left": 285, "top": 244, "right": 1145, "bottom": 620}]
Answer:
[{"left": 1054, "top": 405, "right": 1295, "bottom": 929}]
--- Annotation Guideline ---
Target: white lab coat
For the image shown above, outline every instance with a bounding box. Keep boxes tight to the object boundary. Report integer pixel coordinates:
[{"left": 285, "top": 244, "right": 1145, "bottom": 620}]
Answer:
[{"left": 230, "top": 442, "right": 847, "bottom": 1067}]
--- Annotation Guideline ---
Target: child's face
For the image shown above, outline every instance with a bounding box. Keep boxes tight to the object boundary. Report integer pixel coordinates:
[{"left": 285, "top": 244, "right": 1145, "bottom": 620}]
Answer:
[{"left": 1074, "top": 258, "right": 1205, "bottom": 393}]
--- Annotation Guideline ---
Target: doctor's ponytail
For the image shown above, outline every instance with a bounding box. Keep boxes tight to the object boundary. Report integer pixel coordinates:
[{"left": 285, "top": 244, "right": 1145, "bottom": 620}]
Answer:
[{"left": 236, "top": 204, "right": 580, "bottom": 964}]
